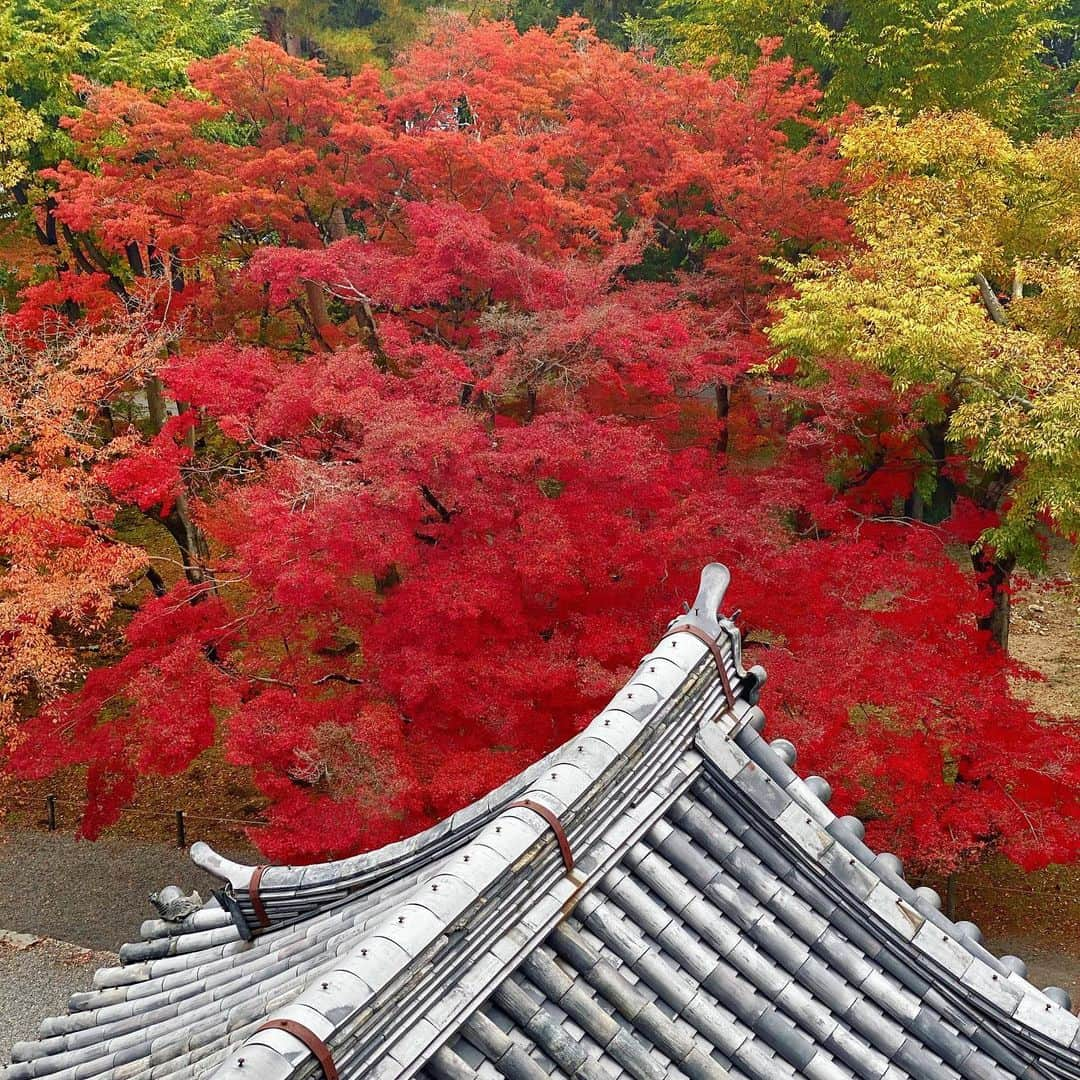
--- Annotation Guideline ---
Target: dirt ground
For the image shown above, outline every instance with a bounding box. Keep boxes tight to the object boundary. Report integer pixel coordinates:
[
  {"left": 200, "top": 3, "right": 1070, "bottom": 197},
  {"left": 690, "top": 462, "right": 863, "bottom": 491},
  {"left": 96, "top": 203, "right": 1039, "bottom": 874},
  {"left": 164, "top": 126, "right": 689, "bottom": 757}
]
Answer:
[
  {"left": 955, "top": 542, "right": 1080, "bottom": 1000},
  {"left": 0, "top": 828, "right": 249, "bottom": 951},
  {"left": 1010, "top": 547, "right": 1080, "bottom": 716},
  {"left": 3, "top": 747, "right": 264, "bottom": 856}
]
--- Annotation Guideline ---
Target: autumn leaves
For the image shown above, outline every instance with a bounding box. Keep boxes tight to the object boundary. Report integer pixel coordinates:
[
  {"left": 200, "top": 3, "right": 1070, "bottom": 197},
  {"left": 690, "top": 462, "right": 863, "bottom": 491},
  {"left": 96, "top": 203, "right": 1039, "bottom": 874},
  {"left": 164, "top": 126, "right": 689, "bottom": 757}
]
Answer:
[{"left": 1, "top": 17, "right": 1077, "bottom": 870}]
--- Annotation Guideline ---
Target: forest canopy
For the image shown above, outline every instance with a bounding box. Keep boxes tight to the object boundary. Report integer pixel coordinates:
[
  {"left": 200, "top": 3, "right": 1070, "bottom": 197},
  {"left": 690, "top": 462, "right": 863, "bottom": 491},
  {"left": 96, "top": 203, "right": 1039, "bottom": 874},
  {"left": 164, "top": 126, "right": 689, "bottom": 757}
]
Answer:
[{"left": 0, "top": 1, "right": 1077, "bottom": 873}]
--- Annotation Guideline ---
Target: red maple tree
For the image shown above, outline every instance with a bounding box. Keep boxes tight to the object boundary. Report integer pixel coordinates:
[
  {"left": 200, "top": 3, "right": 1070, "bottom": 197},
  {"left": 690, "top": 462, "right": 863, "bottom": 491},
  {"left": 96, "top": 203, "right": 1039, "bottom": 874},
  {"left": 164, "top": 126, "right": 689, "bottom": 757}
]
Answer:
[{"left": 5, "top": 25, "right": 1077, "bottom": 870}]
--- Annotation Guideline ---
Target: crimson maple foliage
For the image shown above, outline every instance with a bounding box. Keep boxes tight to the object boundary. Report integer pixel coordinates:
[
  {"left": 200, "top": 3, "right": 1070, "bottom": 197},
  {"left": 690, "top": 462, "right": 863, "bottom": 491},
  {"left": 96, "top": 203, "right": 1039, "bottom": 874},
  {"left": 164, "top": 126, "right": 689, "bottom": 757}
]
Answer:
[{"left": 5, "top": 24, "right": 1077, "bottom": 872}]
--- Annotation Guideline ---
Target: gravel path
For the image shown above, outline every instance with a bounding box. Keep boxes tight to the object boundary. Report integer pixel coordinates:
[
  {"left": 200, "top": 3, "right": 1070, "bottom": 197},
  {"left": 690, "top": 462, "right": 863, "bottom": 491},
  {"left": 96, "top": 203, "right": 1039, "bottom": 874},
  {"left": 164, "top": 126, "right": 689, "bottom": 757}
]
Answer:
[
  {"left": 0, "top": 934, "right": 115, "bottom": 1066},
  {"left": 0, "top": 828, "right": 254, "bottom": 1065},
  {"left": 0, "top": 828, "right": 250, "bottom": 951}
]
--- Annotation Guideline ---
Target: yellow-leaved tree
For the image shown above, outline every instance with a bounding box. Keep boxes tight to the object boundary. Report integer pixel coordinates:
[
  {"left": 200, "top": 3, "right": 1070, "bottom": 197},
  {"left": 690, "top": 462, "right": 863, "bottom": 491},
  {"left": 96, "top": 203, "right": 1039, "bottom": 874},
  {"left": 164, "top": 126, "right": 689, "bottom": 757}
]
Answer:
[{"left": 770, "top": 111, "right": 1080, "bottom": 649}]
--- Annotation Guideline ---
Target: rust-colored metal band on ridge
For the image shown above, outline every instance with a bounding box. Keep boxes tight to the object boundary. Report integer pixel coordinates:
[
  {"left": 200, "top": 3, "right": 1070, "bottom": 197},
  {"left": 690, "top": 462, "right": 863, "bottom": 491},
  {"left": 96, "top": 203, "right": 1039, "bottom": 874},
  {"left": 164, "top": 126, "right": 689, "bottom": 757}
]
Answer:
[
  {"left": 509, "top": 799, "right": 574, "bottom": 872},
  {"left": 247, "top": 865, "right": 270, "bottom": 929},
  {"left": 256, "top": 1019, "right": 338, "bottom": 1080},
  {"left": 662, "top": 625, "right": 736, "bottom": 710}
]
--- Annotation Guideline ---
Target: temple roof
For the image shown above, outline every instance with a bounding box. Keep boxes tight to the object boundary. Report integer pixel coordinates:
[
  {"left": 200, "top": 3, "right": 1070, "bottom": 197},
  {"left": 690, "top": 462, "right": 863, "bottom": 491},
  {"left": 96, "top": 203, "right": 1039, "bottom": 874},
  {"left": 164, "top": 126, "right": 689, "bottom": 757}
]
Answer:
[{"left": 5, "top": 564, "right": 1079, "bottom": 1080}]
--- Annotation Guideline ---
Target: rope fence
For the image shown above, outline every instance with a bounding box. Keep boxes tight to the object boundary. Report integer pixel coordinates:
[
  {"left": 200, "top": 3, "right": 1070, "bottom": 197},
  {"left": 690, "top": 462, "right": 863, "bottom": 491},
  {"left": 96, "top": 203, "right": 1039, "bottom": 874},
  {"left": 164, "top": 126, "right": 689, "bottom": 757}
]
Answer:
[
  {"left": 947, "top": 882, "right": 1079, "bottom": 899},
  {"left": 17, "top": 793, "right": 267, "bottom": 848}
]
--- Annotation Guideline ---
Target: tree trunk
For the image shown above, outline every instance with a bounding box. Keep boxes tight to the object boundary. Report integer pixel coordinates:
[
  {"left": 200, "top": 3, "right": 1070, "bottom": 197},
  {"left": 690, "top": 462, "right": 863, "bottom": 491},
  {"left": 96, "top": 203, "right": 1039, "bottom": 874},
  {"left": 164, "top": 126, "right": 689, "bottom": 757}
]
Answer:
[
  {"left": 303, "top": 279, "right": 332, "bottom": 337},
  {"left": 714, "top": 382, "right": 730, "bottom": 456},
  {"left": 263, "top": 6, "right": 287, "bottom": 47},
  {"left": 911, "top": 420, "right": 955, "bottom": 523},
  {"left": 13, "top": 184, "right": 59, "bottom": 247},
  {"left": 145, "top": 566, "right": 167, "bottom": 597},
  {"left": 145, "top": 375, "right": 214, "bottom": 589},
  {"left": 125, "top": 242, "right": 145, "bottom": 277},
  {"left": 971, "top": 547, "right": 1015, "bottom": 651},
  {"left": 326, "top": 207, "right": 391, "bottom": 368},
  {"left": 145, "top": 374, "right": 168, "bottom": 432},
  {"left": 822, "top": 3, "right": 851, "bottom": 31},
  {"left": 160, "top": 494, "right": 213, "bottom": 589},
  {"left": 147, "top": 244, "right": 166, "bottom": 278},
  {"left": 169, "top": 248, "right": 185, "bottom": 293},
  {"left": 328, "top": 207, "right": 349, "bottom": 242},
  {"left": 976, "top": 272, "right": 1008, "bottom": 326}
]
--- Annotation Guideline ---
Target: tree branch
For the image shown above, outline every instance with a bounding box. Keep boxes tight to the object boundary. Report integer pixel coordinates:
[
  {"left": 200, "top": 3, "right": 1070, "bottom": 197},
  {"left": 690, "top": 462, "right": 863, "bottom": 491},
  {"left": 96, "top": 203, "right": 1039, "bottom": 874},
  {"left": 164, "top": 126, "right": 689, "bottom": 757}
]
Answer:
[
  {"left": 975, "top": 273, "right": 1008, "bottom": 326},
  {"left": 420, "top": 484, "right": 453, "bottom": 523}
]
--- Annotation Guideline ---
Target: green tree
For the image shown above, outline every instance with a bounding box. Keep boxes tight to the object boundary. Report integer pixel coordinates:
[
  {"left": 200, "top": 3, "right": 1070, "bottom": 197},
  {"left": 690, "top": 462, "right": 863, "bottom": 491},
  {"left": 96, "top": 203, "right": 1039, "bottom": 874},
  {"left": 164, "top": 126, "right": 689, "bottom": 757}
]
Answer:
[
  {"left": 505, "top": 0, "right": 652, "bottom": 43},
  {"left": 260, "top": 0, "right": 436, "bottom": 69},
  {"left": 641, "top": 0, "right": 1078, "bottom": 136},
  {"left": 0, "top": 0, "right": 254, "bottom": 197},
  {"left": 769, "top": 110, "right": 1080, "bottom": 648}
]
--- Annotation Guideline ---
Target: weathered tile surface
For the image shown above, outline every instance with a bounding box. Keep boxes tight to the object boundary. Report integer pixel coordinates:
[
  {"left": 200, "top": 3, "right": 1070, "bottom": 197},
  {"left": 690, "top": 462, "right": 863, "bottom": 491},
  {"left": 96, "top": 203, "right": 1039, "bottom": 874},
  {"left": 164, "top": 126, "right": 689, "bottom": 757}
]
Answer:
[{"left": 5, "top": 565, "right": 1077, "bottom": 1080}]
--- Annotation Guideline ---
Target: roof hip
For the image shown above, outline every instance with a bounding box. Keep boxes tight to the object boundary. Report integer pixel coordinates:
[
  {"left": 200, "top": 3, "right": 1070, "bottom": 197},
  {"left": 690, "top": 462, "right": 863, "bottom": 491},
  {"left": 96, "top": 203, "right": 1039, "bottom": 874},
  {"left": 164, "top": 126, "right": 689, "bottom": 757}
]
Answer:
[{"left": 5, "top": 564, "right": 1078, "bottom": 1080}]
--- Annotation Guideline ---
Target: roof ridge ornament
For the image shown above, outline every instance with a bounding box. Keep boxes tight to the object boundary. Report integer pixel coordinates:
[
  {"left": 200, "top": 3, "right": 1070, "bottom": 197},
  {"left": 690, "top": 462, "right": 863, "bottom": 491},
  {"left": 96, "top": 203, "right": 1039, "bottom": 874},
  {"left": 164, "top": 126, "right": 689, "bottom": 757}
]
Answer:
[
  {"left": 661, "top": 563, "right": 739, "bottom": 709},
  {"left": 690, "top": 561, "right": 731, "bottom": 621}
]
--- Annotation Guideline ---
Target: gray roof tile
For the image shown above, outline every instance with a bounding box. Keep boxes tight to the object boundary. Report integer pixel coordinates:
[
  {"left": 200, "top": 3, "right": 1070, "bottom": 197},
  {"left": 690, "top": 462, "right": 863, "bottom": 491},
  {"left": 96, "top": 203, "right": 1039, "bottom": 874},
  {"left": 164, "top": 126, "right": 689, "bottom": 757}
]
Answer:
[{"left": 6, "top": 564, "right": 1077, "bottom": 1080}]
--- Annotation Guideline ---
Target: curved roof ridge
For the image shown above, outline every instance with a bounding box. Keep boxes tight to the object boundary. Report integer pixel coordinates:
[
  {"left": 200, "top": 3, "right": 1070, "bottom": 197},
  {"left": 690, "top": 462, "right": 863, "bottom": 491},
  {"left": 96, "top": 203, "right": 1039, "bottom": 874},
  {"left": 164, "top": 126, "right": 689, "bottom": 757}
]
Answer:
[
  {"left": 206, "top": 572, "right": 748, "bottom": 1078},
  {"left": 197, "top": 562, "right": 754, "bottom": 936},
  {"left": 189, "top": 736, "right": 571, "bottom": 894},
  {"left": 5, "top": 564, "right": 1077, "bottom": 1080}
]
